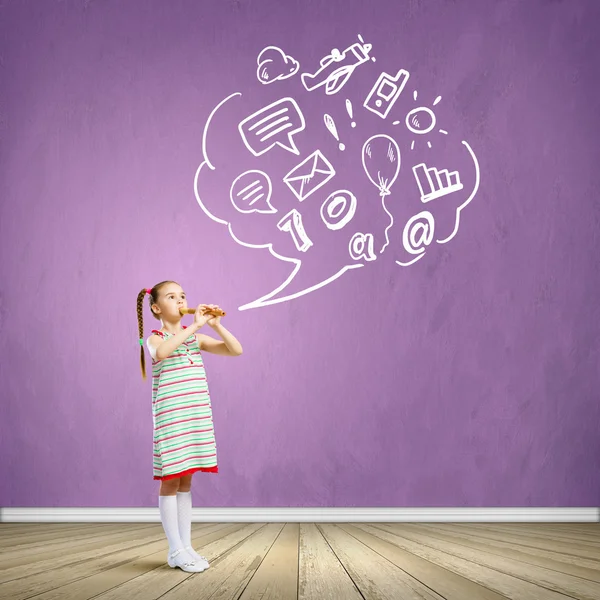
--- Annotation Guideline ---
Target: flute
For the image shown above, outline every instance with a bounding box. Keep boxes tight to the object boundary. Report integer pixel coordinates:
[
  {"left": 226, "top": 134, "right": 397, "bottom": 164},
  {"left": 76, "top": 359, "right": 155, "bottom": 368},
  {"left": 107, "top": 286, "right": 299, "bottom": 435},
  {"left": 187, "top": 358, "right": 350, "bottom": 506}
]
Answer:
[{"left": 179, "top": 306, "right": 226, "bottom": 317}]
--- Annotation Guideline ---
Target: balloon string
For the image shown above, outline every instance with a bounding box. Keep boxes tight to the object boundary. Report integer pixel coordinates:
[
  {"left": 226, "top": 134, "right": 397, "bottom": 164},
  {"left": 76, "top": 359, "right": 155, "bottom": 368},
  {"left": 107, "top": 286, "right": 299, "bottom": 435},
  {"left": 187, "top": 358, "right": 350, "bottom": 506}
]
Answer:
[{"left": 380, "top": 195, "right": 394, "bottom": 253}]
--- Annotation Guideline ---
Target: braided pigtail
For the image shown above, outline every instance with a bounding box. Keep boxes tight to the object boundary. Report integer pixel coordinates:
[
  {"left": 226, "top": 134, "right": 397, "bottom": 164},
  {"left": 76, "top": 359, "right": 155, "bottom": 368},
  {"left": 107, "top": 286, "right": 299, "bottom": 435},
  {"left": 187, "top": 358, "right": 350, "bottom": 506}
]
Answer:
[
  {"left": 138, "top": 281, "right": 178, "bottom": 381},
  {"left": 137, "top": 289, "right": 148, "bottom": 380}
]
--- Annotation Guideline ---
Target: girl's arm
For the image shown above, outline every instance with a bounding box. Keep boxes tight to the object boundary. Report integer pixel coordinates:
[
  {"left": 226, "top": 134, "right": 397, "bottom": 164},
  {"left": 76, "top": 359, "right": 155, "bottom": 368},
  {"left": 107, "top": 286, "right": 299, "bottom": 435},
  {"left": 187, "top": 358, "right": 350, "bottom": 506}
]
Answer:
[
  {"left": 197, "top": 323, "right": 243, "bottom": 356},
  {"left": 154, "top": 323, "right": 200, "bottom": 360}
]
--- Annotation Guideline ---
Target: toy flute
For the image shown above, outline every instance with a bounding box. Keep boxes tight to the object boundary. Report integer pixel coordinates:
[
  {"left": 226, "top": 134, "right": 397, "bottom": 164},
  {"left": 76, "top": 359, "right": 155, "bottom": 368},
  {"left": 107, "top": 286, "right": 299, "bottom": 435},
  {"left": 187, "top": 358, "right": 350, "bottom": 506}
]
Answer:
[{"left": 179, "top": 306, "right": 226, "bottom": 318}]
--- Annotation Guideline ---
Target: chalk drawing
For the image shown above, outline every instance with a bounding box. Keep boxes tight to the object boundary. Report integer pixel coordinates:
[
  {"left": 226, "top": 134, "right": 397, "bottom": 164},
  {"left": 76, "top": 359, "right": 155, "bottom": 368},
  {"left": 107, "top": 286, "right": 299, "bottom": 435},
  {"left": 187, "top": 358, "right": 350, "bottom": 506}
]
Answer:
[
  {"left": 194, "top": 36, "right": 482, "bottom": 308},
  {"left": 239, "top": 97, "right": 305, "bottom": 157},
  {"left": 321, "top": 190, "right": 357, "bottom": 230},
  {"left": 393, "top": 90, "right": 446, "bottom": 150},
  {"left": 301, "top": 34, "right": 374, "bottom": 95},
  {"left": 195, "top": 91, "right": 364, "bottom": 311},
  {"left": 257, "top": 46, "right": 300, "bottom": 84},
  {"left": 324, "top": 113, "right": 345, "bottom": 151},
  {"left": 283, "top": 149, "right": 336, "bottom": 202},
  {"left": 362, "top": 134, "right": 401, "bottom": 253},
  {"left": 349, "top": 232, "right": 377, "bottom": 262},
  {"left": 364, "top": 69, "right": 410, "bottom": 119},
  {"left": 230, "top": 170, "right": 276, "bottom": 214},
  {"left": 436, "top": 140, "right": 480, "bottom": 244},
  {"left": 277, "top": 209, "right": 313, "bottom": 252},
  {"left": 412, "top": 162, "right": 463, "bottom": 204},
  {"left": 395, "top": 211, "right": 435, "bottom": 267},
  {"left": 345, "top": 99, "right": 356, "bottom": 127}
]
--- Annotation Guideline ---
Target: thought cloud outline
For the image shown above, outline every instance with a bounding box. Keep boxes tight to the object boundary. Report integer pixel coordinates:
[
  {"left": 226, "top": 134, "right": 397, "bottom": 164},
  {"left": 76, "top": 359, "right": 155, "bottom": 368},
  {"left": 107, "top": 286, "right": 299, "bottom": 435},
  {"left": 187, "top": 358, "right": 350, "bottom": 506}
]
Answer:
[{"left": 257, "top": 46, "right": 300, "bottom": 84}]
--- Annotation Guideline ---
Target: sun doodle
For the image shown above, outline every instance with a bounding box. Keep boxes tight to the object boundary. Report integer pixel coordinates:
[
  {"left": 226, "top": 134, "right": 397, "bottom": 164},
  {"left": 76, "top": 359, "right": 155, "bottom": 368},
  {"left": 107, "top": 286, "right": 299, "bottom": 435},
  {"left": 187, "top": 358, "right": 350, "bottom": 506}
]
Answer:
[{"left": 393, "top": 90, "right": 448, "bottom": 149}]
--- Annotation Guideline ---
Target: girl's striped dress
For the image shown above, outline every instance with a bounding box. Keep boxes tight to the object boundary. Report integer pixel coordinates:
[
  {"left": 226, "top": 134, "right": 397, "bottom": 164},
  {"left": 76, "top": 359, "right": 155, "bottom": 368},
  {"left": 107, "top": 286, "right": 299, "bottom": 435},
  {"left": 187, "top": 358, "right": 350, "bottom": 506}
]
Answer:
[{"left": 146, "top": 326, "right": 218, "bottom": 480}]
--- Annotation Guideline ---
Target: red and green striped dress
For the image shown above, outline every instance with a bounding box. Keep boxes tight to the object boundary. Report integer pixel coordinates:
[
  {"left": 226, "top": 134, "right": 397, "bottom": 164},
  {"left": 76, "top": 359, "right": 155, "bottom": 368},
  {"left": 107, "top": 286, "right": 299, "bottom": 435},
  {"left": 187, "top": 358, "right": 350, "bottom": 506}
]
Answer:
[{"left": 147, "top": 326, "right": 218, "bottom": 480}]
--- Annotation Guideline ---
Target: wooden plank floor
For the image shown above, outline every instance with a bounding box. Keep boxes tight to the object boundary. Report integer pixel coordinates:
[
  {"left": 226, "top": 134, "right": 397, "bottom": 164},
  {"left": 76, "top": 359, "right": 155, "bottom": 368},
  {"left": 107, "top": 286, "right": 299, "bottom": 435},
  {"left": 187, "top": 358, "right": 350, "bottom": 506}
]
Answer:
[{"left": 0, "top": 522, "right": 599, "bottom": 599}]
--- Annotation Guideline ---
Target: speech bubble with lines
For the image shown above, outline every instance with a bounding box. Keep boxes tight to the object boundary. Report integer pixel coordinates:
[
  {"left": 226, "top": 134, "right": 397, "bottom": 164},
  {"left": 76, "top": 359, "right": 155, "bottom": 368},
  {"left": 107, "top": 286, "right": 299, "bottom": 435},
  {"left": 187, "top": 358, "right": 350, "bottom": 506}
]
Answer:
[
  {"left": 230, "top": 170, "right": 276, "bottom": 214},
  {"left": 238, "top": 97, "right": 305, "bottom": 157}
]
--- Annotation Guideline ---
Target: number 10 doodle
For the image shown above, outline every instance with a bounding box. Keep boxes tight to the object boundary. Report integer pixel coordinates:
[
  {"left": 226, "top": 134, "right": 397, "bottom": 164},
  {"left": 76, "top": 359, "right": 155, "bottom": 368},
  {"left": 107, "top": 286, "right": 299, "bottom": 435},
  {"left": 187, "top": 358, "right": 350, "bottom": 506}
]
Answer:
[{"left": 277, "top": 189, "right": 358, "bottom": 252}]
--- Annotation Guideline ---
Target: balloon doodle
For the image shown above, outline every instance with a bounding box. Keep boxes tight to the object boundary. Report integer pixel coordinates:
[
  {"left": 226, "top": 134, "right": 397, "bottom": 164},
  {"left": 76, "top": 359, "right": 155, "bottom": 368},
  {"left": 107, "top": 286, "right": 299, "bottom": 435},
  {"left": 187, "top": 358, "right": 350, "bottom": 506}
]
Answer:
[{"left": 362, "top": 134, "right": 401, "bottom": 252}]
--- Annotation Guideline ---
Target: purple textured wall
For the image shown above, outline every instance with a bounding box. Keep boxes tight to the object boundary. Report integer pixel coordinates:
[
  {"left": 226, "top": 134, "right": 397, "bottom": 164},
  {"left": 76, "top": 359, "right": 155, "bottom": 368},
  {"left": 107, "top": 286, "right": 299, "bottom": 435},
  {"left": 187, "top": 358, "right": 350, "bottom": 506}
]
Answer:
[{"left": 1, "top": 0, "right": 599, "bottom": 508}]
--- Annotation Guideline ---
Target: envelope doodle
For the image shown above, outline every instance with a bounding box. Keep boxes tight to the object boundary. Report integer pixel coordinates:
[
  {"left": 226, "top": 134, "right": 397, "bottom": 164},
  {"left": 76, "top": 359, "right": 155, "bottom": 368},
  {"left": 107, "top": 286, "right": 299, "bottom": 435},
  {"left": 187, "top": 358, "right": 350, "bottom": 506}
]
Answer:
[{"left": 283, "top": 150, "right": 336, "bottom": 202}]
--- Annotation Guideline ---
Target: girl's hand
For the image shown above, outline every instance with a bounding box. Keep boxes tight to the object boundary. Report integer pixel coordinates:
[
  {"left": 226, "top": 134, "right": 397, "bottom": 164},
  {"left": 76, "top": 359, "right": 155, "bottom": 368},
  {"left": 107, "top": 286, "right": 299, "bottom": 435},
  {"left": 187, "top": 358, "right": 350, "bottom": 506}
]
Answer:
[
  {"left": 193, "top": 304, "right": 212, "bottom": 329},
  {"left": 205, "top": 304, "right": 222, "bottom": 328}
]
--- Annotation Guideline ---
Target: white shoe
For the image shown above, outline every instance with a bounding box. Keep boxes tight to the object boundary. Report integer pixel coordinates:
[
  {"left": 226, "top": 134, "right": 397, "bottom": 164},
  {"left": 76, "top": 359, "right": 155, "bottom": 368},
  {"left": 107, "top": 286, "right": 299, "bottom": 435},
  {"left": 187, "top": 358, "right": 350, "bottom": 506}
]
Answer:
[
  {"left": 185, "top": 545, "right": 210, "bottom": 569},
  {"left": 167, "top": 548, "right": 205, "bottom": 572}
]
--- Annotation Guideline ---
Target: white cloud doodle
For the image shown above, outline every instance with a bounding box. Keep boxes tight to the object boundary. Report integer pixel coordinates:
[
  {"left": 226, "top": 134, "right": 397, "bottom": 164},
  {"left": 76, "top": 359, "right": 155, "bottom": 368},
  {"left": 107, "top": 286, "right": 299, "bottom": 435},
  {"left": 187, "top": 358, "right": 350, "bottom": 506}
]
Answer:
[{"left": 257, "top": 46, "right": 300, "bottom": 84}]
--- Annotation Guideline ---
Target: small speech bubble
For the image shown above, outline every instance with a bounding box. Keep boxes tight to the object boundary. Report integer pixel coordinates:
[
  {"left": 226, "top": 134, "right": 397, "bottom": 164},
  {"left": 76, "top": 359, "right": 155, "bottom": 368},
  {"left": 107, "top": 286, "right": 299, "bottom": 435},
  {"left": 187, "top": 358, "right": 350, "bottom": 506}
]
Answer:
[
  {"left": 238, "top": 97, "right": 305, "bottom": 157},
  {"left": 230, "top": 170, "right": 276, "bottom": 214}
]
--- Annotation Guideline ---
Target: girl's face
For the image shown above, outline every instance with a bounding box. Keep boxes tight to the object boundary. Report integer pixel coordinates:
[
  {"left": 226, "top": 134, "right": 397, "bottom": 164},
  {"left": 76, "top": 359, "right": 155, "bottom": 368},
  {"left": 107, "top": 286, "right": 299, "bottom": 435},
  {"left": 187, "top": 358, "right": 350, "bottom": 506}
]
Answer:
[{"left": 154, "top": 284, "right": 188, "bottom": 319}]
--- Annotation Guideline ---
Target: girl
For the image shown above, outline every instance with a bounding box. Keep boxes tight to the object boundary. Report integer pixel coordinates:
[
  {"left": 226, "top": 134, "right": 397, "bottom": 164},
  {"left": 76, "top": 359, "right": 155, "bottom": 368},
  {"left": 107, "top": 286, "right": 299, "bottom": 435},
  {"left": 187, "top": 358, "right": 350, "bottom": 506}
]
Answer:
[{"left": 136, "top": 280, "right": 243, "bottom": 573}]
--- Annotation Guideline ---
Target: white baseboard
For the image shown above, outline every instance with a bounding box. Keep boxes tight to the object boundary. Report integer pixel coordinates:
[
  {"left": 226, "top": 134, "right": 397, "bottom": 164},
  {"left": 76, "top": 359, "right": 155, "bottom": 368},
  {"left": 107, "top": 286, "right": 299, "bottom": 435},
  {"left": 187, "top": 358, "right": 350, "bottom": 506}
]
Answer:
[{"left": 1, "top": 507, "right": 598, "bottom": 523}]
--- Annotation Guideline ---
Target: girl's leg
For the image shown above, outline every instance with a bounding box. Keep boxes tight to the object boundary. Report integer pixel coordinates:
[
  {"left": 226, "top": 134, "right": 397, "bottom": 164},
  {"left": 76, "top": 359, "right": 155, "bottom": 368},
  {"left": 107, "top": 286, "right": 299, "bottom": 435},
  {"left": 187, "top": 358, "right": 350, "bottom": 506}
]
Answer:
[
  {"left": 158, "top": 477, "right": 203, "bottom": 572},
  {"left": 159, "top": 477, "right": 180, "bottom": 496},
  {"left": 177, "top": 474, "right": 210, "bottom": 568},
  {"left": 176, "top": 474, "right": 193, "bottom": 547},
  {"left": 178, "top": 474, "right": 193, "bottom": 492}
]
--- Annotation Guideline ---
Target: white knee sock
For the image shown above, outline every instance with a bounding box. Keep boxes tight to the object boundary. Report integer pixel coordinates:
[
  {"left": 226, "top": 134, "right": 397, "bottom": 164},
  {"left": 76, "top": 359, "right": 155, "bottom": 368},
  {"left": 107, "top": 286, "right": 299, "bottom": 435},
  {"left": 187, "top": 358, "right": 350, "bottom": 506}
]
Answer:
[
  {"left": 176, "top": 490, "right": 208, "bottom": 565},
  {"left": 176, "top": 490, "right": 193, "bottom": 548},
  {"left": 159, "top": 494, "right": 185, "bottom": 554}
]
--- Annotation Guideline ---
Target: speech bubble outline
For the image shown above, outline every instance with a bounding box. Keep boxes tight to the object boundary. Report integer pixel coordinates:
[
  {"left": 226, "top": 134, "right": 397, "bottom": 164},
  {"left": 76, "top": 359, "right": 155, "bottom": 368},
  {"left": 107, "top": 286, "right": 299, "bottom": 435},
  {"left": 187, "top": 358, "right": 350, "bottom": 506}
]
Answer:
[
  {"left": 238, "top": 97, "right": 305, "bottom": 157},
  {"left": 230, "top": 170, "right": 276, "bottom": 214}
]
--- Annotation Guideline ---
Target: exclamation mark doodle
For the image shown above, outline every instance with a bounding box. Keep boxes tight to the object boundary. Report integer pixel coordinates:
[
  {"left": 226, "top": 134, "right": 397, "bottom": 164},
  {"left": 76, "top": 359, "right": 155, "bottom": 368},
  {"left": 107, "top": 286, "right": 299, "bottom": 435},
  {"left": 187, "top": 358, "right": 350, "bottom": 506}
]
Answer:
[
  {"left": 324, "top": 113, "right": 345, "bottom": 151},
  {"left": 346, "top": 99, "right": 356, "bottom": 128}
]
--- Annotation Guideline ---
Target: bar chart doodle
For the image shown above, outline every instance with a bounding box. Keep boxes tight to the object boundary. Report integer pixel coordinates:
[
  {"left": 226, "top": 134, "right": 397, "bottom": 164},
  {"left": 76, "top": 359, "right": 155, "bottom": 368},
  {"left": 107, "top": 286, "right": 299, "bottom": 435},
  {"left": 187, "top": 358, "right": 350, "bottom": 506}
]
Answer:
[{"left": 412, "top": 162, "right": 463, "bottom": 203}]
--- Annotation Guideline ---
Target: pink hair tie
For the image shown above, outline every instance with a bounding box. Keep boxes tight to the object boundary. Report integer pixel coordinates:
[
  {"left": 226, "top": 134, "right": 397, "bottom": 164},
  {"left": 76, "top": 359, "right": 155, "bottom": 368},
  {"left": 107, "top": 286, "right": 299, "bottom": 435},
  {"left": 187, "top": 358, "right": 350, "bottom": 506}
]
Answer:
[{"left": 146, "top": 288, "right": 152, "bottom": 294}]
